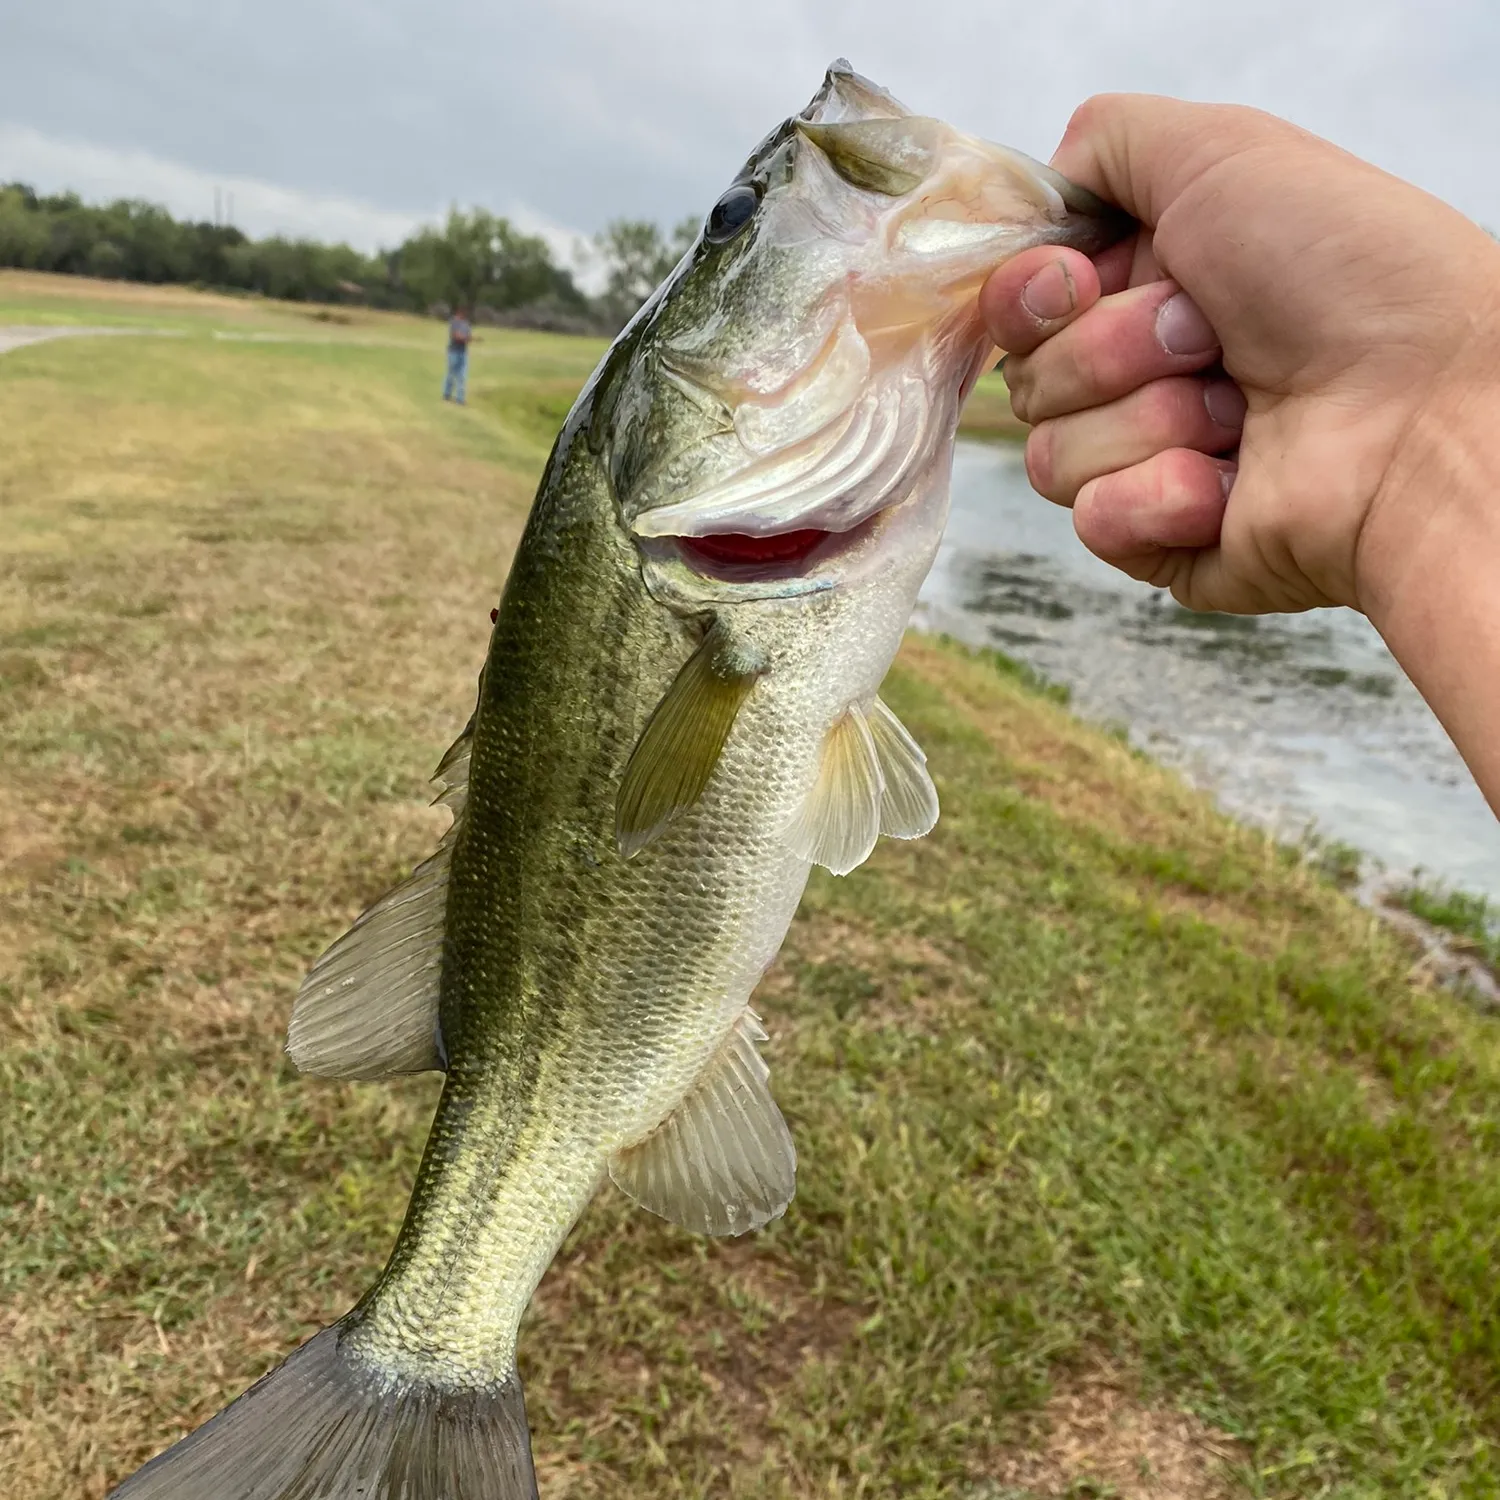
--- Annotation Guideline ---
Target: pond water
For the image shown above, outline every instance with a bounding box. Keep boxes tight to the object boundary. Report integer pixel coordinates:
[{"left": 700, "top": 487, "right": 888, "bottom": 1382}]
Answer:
[{"left": 916, "top": 441, "right": 1500, "bottom": 903}]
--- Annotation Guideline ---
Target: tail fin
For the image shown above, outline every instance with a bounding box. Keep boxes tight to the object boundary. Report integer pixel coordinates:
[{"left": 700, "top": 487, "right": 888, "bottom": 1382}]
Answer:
[{"left": 108, "top": 1322, "right": 538, "bottom": 1499}]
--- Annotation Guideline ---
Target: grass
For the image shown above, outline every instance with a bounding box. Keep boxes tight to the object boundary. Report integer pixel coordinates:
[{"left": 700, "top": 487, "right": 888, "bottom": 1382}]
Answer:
[
  {"left": 960, "top": 637, "right": 1074, "bottom": 707},
  {"left": 1393, "top": 881, "right": 1500, "bottom": 972},
  {"left": 956, "top": 367, "right": 1028, "bottom": 442},
  {"left": 4, "top": 273, "right": 1500, "bottom": 1499}
]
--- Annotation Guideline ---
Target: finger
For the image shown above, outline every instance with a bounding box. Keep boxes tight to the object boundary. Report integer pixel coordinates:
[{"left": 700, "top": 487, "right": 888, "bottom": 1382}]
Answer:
[
  {"left": 1004, "top": 280, "right": 1221, "bottom": 424},
  {"left": 1071, "top": 448, "right": 1236, "bottom": 583},
  {"left": 1026, "top": 376, "right": 1247, "bottom": 505},
  {"left": 979, "top": 246, "right": 1101, "bottom": 356},
  {"left": 1129, "top": 235, "right": 1162, "bottom": 284},
  {"left": 1049, "top": 93, "right": 1307, "bottom": 228},
  {"left": 1093, "top": 235, "right": 1138, "bottom": 296}
]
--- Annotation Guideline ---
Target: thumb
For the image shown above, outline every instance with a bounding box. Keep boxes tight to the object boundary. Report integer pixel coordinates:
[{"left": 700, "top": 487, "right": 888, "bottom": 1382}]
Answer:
[{"left": 1049, "top": 94, "right": 1307, "bottom": 232}]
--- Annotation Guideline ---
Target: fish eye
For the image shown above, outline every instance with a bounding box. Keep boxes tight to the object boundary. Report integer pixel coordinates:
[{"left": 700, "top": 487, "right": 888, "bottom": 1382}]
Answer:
[{"left": 704, "top": 184, "right": 760, "bottom": 245}]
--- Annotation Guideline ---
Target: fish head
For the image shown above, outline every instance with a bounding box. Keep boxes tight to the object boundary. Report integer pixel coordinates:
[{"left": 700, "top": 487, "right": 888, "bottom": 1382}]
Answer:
[{"left": 591, "top": 61, "right": 1131, "bottom": 607}]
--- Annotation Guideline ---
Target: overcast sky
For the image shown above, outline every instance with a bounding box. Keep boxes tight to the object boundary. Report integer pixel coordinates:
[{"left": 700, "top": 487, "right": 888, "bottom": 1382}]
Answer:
[{"left": 2, "top": 0, "right": 1495, "bottom": 269}]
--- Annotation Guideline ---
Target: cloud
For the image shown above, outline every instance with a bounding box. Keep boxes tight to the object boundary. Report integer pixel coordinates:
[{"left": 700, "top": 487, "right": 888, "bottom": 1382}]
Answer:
[
  {"left": 0, "top": 124, "right": 422, "bottom": 250},
  {"left": 0, "top": 124, "right": 603, "bottom": 286},
  {"left": 1, "top": 0, "right": 1496, "bottom": 248}
]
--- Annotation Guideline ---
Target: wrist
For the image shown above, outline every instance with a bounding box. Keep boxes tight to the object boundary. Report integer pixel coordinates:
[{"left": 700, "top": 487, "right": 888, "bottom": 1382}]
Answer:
[
  {"left": 1359, "top": 314, "right": 1500, "bottom": 600},
  {"left": 1357, "top": 326, "right": 1500, "bottom": 810}
]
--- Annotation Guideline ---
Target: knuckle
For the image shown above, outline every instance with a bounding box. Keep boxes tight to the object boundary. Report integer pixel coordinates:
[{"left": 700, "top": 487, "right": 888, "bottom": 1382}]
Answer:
[
  {"left": 1004, "top": 365, "right": 1031, "bottom": 422},
  {"left": 1158, "top": 445, "right": 1212, "bottom": 500},
  {"left": 1141, "top": 378, "right": 1201, "bottom": 440},
  {"left": 1069, "top": 315, "right": 1136, "bottom": 407},
  {"left": 1154, "top": 552, "right": 1191, "bottom": 592},
  {"left": 1060, "top": 343, "right": 1101, "bottom": 406},
  {"left": 1063, "top": 93, "right": 1114, "bottom": 140},
  {"left": 1024, "top": 424, "right": 1060, "bottom": 500}
]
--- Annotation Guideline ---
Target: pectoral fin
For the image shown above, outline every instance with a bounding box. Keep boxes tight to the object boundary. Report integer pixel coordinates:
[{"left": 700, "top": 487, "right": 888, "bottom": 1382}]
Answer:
[
  {"left": 616, "top": 620, "right": 766, "bottom": 858},
  {"left": 784, "top": 698, "right": 939, "bottom": 875},
  {"left": 784, "top": 704, "right": 884, "bottom": 875},
  {"left": 609, "top": 1009, "right": 795, "bottom": 1237},
  {"left": 869, "top": 696, "right": 939, "bottom": 839}
]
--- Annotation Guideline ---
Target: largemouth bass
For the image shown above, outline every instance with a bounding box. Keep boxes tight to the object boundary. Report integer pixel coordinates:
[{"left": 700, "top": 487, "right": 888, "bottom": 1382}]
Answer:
[{"left": 109, "top": 62, "right": 1127, "bottom": 1500}]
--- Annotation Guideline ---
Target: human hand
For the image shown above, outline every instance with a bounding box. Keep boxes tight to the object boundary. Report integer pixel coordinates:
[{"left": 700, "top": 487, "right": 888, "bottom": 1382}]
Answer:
[{"left": 979, "top": 95, "right": 1500, "bottom": 623}]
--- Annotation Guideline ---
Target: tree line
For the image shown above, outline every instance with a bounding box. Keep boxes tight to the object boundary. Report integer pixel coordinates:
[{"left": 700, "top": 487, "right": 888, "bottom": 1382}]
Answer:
[{"left": 0, "top": 183, "right": 699, "bottom": 332}]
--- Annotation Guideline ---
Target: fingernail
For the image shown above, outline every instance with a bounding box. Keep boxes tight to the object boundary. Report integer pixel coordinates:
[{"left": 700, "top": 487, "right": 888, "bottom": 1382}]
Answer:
[
  {"left": 1204, "top": 379, "right": 1247, "bottom": 429},
  {"left": 1155, "top": 291, "right": 1217, "bottom": 357},
  {"left": 1219, "top": 463, "right": 1238, "bottom": 502},
  {"left": 1021, "top": 259, "right": 1077, "bottom": 322}
]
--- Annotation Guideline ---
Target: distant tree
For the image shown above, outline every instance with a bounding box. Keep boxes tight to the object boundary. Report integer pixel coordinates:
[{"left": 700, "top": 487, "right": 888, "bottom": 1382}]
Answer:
[
  {"left": 0, "top": 186, "right": 51, "bottom": 268},
  {"left": 594, "top": 216, "right": 699, "bottom": 329},
  {"left": 0, "top": 180, "right": 399, "bottom": 305},
  {"left": 397, "top": 209, "right": 584, "bottom": 314},
  {"left": 0, "top": 182, "right": 613, "bottom": 324}
]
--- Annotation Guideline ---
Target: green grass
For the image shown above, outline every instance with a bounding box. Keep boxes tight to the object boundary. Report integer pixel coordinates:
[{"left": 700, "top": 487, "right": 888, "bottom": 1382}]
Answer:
[
  {"left": 1394, "top": 881, "right": 1500, "bottom": 971},
  {"left": 958, "top": 635, "right": 1073, "bottom": 706},
  {"left": 955, "top": 367, "right": 1028, "bottom": 442},
  {"left": 1300, "top": 834, "right": 1365, "bottom": 892},
  {"left": 4, "top": 273, "right": 1500, "bottom": 1499}
]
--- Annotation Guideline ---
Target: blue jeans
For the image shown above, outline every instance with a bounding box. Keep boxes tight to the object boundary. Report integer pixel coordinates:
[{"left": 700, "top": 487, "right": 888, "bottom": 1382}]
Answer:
[{"left": 443, "top": 346, "right": 468, "bottom": 403}]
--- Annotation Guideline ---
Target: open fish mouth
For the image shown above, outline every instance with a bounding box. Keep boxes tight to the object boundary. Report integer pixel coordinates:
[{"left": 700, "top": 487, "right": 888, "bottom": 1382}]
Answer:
[
  {"left": 673, "top": 522, "right": 860, "bottom": 585},
  {"left": 679, "top": 527, "right": 834, "bottom": 573}
]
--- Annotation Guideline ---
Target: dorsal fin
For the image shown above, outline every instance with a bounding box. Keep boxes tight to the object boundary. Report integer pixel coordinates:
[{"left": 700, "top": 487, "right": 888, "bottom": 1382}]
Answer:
[
  {"left": 431, "top": 711, "right": 474, "bottom": 813},
  {"left": 285, "top": 720, "right": 473, "bottom": 1080},
  {"left": 616, "top": 619, "right": 766, "bottom": 858},
  {"left": 609, "top": 1009, "right": 795, "bottom": 1237},
  {"left": 868, "top": 696, "right": 939, "bottom": 839}
]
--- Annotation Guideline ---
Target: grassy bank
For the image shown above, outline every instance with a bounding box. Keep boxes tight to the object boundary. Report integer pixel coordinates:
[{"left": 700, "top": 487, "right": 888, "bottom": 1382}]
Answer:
[
  {"left": 958, "top": 367, "right": 1028, "bottom": 442},
  {"left": 4, "top": 274, "right": 1500, "bottom": 1499}
]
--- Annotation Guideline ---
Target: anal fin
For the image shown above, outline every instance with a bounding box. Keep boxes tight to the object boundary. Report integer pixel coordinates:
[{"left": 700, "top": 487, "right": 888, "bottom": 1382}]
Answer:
[{"left": 609, "top": 1010, "right": 795, "bottom": 1237}]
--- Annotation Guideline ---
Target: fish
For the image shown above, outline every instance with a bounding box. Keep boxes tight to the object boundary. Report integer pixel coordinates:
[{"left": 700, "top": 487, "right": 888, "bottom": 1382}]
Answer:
[{"left": 107, "top": 61, "right": 1129, "bottom": 1500}]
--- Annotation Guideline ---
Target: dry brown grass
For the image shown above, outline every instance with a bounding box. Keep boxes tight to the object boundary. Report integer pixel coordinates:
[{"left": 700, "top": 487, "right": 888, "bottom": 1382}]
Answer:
[
  {"left": 983, "top": 1365, "right": 1244, "bottom": 1499},
  {"left": 1, "top": 267, "right": 271, "bottom": 313},
  {"left": 0, "top": 297, "right": 565, "bottom": 1493},
  {"left": 0, "top": 267, "right": 442, "bottom": 341}
]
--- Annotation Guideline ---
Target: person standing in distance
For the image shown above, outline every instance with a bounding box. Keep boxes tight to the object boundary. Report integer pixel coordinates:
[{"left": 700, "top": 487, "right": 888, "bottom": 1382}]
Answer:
[{"left": 443, "top": 303, "right": 473, "bottom": 405}]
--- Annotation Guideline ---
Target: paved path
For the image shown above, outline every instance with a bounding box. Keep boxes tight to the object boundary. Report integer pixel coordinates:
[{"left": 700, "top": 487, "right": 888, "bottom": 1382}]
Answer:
[
  {"left": 0, "top": 325, "right": 175, "bottom": 356},
  {"left": 0, "top": 325, "right": 424, "bottom": 356}
]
